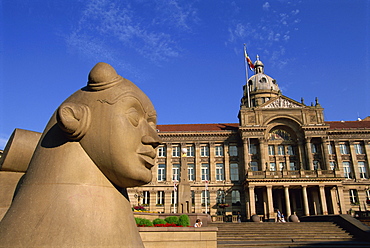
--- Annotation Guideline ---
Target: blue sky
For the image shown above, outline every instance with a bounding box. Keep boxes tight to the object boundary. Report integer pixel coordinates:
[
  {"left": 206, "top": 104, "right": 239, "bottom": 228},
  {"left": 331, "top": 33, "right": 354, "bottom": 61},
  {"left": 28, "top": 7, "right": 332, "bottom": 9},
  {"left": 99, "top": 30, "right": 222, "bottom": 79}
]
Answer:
[{"left": 1, "top": 0, "right": 369, "bottom": 149}]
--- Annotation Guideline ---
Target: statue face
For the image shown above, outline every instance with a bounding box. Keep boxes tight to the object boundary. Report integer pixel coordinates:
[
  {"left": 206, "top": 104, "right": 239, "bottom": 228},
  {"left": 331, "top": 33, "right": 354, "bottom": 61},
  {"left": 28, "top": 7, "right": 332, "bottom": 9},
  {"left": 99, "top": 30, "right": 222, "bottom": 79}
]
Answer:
[{"left": 80, "top": 85, "right": 161, "bottom": 188}]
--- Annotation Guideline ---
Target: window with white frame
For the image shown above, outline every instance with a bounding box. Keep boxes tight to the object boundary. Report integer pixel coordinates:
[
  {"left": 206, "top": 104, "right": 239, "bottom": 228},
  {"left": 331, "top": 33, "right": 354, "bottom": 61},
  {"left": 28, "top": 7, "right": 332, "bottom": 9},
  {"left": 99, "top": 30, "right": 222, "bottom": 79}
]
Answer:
[
  {"left": 343, "top": 162, "right": 351, "bottom": 178},
  {"left": 201, "top": 163, "right": 209, "bottom": 181},
  {"left": 172, "top": 145, "right": 180, "bottom": 157},
  {"left": 366, "top": 189, "right": 370, "bottom": 201},
  {"left": 188, "top": 164, "right": 194, "bottom": 181},
  {"left": 287, "top": 145, "right": 295, "bottom": 155},
  {"left": 216, "top": 190, "right": 225, "bottom": 204},
  {"left": 278, "top": 145, "right": 285, "bottom": 155},
  {"left": 172, "top": 164, "right": 180, "bottom": 181},
  {"left": 157, "top": 191, "right": 164, "bottom": 205},
  {"left": 229, "top": 145, "right": 238, "bottom": 156},
  {"left": 143, "top": 191, "right": 150, "bottom": 205},
  {"left": 232, "top": 190, "right": 241, "bottom": 205},
  {"left": 249, "top": 144, "right": 257, "bottom": 154},
  {"left": 354, "top": 143, "right": 364, "bottom": 154},
  {"left": 230, "top": 163, "right": 239, "bottom": 181},
  {"left": 157, "top": 145, "right": 166, "bottom": 157},
  {"left": 340, "top": 143, "right": 349, "bottom": 154},
  {"left": 186, "top": 145, "right": 194, "bottom": 157},
  {"left": 215, "top": 145, "right": 224, "bottom": 156},
  {"left": 268, "top": 145, "right": 275, "bottom": 155},
  {"left": 270, "top": 162, "right": 276, "bottom": 171},
  {"left": 328, "top": 143, "right": 334, "bottom": 155},
  {"left": 349, "top": 189, "right": 359, "bottom": 204},
  {"left": 171, "top": 191, "right": 177, "bottom": 205},
  {"left": 200, "top": 145, "right": 209, "bottom": 157},
  {"left": 329, "top": 161, "right": 336, "bottom": 170},
  {"left": 358, "top": 161, "right": 367, "bottom": 179},
  {"left": 250, "top": 161, "right": 258, "bottom": 171},
  {"left": 279, "top": 162, "right": 285, "bottom": 171},
  {"left": 191, "top": 190, "right": 195, "bottom": 205},
  {"left": 157, "top": 164, "right": 166, "bottom": 181},
  {"left": 290, "top": 162, "right": 296, "bottom": 171},
  {"left": 201, "top": 190, "right": 210, "bottom": 205},
  {"left": 216, "top": 163, "right": 224, "bottom": 181}
]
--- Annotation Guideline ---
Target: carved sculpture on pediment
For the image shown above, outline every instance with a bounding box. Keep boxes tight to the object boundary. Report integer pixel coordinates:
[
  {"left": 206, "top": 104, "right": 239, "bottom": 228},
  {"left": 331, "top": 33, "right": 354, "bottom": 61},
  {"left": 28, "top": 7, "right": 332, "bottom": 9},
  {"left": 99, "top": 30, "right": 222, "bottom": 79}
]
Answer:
[{"left": 263, "top": 97, "right": 302, "bottom": 109}]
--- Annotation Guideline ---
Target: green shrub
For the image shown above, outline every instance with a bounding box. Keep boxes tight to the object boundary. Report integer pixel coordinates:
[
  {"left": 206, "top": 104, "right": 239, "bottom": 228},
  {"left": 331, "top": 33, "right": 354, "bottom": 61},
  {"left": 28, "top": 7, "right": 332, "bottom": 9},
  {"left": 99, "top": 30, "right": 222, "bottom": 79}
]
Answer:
[
  {"left": 178, "top": 214, "right": 190, "bottom": 227},
  {"left": 164, "top": 216, "right": 179, "bottom": 225},
  {"left": 153, "top": 218, "right": 167, "bottom": 225},
  {"left": 135, "top": 217, "right": 153, "bottom": 227}
]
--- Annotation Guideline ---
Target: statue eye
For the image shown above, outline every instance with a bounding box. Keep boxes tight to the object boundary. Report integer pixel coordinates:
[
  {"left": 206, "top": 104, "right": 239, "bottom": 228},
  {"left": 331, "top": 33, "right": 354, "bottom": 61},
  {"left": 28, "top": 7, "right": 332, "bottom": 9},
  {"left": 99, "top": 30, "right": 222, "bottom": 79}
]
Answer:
[{"left": 126, "top": 108, "right": 140, "bottom": 127}]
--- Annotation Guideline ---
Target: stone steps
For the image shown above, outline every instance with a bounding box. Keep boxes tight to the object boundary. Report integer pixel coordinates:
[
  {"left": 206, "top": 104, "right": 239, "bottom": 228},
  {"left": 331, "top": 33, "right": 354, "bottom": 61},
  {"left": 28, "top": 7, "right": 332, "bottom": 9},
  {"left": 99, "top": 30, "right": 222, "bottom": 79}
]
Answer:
[{"left": 209, "top": 222, "right": 370, "bottom": 247}]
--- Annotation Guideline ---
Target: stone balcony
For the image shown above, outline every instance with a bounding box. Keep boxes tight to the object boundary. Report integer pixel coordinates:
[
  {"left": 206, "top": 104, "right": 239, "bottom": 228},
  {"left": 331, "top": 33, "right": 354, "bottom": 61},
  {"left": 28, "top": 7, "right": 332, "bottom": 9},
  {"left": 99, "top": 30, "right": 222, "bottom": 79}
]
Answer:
[{"left": 246, "top": 169, "right": 340, "bottom": 179}]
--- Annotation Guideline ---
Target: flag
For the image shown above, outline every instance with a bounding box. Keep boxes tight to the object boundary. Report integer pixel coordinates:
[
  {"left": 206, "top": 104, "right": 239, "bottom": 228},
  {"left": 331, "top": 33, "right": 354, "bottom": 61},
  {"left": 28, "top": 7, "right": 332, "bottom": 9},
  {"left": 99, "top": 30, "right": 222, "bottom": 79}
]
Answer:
[{"left": 244, "top": 49, "right": 255, "bottom": 71}]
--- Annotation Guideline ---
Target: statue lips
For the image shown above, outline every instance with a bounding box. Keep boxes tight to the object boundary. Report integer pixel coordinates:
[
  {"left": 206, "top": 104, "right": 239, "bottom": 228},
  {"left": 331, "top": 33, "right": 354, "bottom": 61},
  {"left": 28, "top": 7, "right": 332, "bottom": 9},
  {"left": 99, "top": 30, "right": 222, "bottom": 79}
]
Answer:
[{"left": 137, "top": 149, "right": 156, "bottom": 169}]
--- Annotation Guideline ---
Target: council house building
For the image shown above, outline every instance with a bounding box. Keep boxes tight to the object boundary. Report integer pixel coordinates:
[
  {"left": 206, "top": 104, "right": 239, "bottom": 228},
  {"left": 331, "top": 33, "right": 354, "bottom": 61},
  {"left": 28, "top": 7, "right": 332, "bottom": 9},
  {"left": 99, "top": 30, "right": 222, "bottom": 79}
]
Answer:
[{"left": 128, "top": 57, "right": 370, "bottom": 222}]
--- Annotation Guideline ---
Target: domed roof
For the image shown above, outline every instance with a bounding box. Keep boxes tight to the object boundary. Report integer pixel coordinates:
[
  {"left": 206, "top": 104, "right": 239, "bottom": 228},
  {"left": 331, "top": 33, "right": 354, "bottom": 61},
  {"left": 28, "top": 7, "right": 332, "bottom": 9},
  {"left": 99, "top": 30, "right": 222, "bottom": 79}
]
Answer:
[{"left": 247, "top": 57, "right": 280, "bottom": 92}]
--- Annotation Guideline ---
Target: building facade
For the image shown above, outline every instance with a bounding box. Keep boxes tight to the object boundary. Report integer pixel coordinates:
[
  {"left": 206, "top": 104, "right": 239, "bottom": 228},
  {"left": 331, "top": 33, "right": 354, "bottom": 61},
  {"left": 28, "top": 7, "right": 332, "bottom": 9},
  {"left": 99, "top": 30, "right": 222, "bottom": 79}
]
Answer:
[{"left": 128, "top": 58, "right": 370, "bottom": 221}]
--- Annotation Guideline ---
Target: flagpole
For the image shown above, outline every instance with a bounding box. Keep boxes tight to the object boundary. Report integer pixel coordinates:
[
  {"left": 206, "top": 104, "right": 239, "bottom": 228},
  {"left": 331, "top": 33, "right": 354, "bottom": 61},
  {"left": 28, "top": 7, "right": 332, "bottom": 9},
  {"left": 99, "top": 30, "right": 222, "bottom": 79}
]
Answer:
[{"left": 243, "top": 44, "right": 251, "bottom": 108}]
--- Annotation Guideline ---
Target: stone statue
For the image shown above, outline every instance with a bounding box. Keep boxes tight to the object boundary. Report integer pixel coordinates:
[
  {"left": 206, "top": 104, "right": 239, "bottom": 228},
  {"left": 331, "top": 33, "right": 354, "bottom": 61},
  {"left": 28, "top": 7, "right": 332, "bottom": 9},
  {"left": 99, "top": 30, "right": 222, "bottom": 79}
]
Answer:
[{"left": 0, "top": 62, "right": 161, "bottom": 247}]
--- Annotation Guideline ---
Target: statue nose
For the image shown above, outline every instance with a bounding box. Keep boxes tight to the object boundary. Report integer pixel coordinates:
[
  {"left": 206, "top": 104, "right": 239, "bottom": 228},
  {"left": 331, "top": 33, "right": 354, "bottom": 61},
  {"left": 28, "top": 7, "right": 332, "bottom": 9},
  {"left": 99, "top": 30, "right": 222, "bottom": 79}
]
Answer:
[{"left": 141, "top": 133, "right": 162, "bottom": 148}]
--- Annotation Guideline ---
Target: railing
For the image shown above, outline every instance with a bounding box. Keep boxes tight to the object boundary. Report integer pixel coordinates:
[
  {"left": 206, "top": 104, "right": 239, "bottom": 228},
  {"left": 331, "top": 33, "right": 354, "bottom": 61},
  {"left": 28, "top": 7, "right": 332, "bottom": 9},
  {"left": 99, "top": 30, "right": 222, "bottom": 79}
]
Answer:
[{"left": 247, "top": 169, "right": 338, "bottom": 179}]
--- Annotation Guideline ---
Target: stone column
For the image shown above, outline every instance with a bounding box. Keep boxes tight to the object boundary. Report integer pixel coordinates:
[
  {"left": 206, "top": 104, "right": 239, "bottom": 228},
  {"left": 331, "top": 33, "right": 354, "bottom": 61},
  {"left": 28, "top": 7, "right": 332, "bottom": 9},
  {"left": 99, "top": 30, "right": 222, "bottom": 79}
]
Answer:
[
  {"left": 319, "top": 186, "right": 328, "bottom": 215},
  {"left": 349, "top": 141, "right": 361, "bottom": 179},
  {"left": 363, "top": 140, "right": 370, "bottom": 174},
  {"left": 149, "top": 190, "right": 157, "bottom": 212},
  {"left": 297, "top": 140, "right": 306, "bottom": 170},
  {"left": 166, "top": 143, "right": 172, "bottom": 182},
  {"left": 266, "top": 185, "right": 275, "bottom": 220},
  {"left": 337, "top": 186, "right": 346, "bottom": 214},
  {"left": 259, "top": 138, "right": 267, "bottom": 171},
  {"left": 195, "top": 143, "right": 201, "bottom": 182},
  {"left": 209, "top": 190, "right": 217, "bottom": 216},
  {"left": 334, "top": 141, "right": 344, "bottom": 177},
  {"left": 249, "top": 186, "right": 256, "bottom": 216},
  {"left": 302, "top": 185, "right": 310, "bottom": 216},
  {"left": 284, "top": 185, "right": 291, "bottom": 217},
  {"left": 305, "top": 138, "right": 314, "bottom": 170},
  {"left": 224, "top": 142, "right": 231, "bottom": 183},
  {"left": 194, "top": 190, "right": 202, "bottom": 213},
  {"left": 321, "top": 137, "right": 331, "bottom": 170},
  {"left": 164, "top": 190, "right": 172, "bottom": 213},
  {"left": 331, "top": 187, "right": 340, "bottom": 214},
  {"left": 243, "top": 138, "right": 250, "bottom": 175},
  {"left": 209, "top": 142, "right": 216, "bottom": 182}
]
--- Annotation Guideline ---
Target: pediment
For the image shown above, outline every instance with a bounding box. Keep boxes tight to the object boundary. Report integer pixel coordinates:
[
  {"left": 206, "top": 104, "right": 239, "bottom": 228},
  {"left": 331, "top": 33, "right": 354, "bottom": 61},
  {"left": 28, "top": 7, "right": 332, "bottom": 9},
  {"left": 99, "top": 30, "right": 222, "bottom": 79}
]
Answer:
[{"left": 261, "top": 96, "right": 303, "bottom": 109}]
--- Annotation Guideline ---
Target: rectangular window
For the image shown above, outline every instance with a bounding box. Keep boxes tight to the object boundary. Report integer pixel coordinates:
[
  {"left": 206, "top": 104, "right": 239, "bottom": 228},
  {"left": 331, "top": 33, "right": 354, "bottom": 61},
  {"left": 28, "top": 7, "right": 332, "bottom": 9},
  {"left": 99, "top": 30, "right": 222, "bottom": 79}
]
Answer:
[
  {"left": 287, "top": 145, "right": 295, "bottom": 155},
  {"left": 343, "top": 162, "right": 351, "bottom": 178},
  {"left": 289, "top": 162, "right": 296, "bottom": 171},
  {"left": 349, "top": 189, "right": 359, "bottom": 204},
  {"left": 278, "top": 145, "right": 285, "bottom": 155},
  {"left": 358, "top": 161, "right": 367, "bottom": 179},
  {"left": 366, "top": 189, "right": 370, "bottom": 201},
  {"left": 157, "top": 164, "right": 166, "bottom": 181},
  {"left": 268, "top": 145, "right": 275, "bottom": 155},
  {"left": 328, "top": 143, "right": 334, "bottom": 155},
  {"left": 215, "top": 145, "right": 224, "bottom": 156},
  {"left": 279, "top": 162, "right": 285, "bottom": 171},
  {"left": 250, "top": 161, "right": 258, "bottom": 171},
  {"left": 230, "top": 163, "right": 239, "bottom": 181},
  {"left": 229, "top": 145, "right": 238, "bottom": 156},
  {"left": 232, "top": 190, "right": 241, "bottom": 205},
  {"left": 200, "top": 145, "right": 209, "bottom": 157},
  {"left": 171, "top": 191, "right": 177, "bottom": 205},
  {"left": 329, "top": 161, "right": 336, "bottom": 170},
  {"left": 313, "top": 160, "right": 320, "bottom": 170},
  {"left": 216, "top": 163, "right": 224, "bottom": 181},
  {"left": 188, "top": 164, "right": 194, "bottom": 181},
  {"left": 157, "top": 145, "right": 166, "bottom": 157},
  {"left": 340, "top": 143, "right": 349, "bottom": 155},
  {"left": 143, "top": 191, "right": 150, "bottom": 205},
  {"left": 201, "top": 163, "right": 209, "bottom": 181},
  {"left": 270, "top": 162, "right": 276, "bottom": 171},
  {"left": 354, "top": 143, "right": 364, "bottom": 154},
  {"left": 172, "top": 164, "right": 180, "bottom": 181},
  {"left": 172, "top": 145, "right": 180, "bottom": 157},
  {"left": 311, "top": 143, "right": 317, "bottom": 154},
  {"left": 186, "top": 145, "right": 194, "bottom": 157},
  {"left": 157, "top": 191, "right": 164, "bottom": 205},
  {"left": 249, "top": 144, "right": 257, "bottom": 154}
]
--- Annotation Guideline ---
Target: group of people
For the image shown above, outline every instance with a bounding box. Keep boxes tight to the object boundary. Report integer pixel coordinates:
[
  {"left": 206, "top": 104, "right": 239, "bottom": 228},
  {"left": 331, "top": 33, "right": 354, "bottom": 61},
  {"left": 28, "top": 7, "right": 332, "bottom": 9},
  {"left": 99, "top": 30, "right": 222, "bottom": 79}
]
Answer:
[{"left": 276, "top": 209, "right": 286, "bottom": 222}]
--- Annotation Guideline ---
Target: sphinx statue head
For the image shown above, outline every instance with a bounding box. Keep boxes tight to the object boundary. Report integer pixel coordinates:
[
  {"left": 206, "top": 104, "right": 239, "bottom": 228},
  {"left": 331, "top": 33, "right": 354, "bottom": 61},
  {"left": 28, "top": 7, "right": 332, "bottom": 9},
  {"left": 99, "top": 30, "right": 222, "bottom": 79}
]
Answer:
[{"left": 0, "top": 63, "right": 161, "bottom": 247}]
